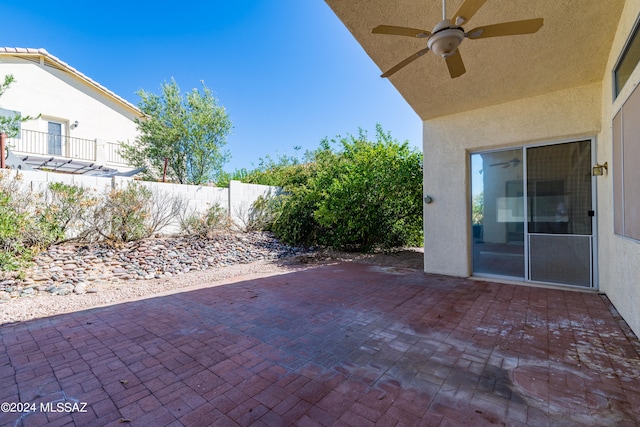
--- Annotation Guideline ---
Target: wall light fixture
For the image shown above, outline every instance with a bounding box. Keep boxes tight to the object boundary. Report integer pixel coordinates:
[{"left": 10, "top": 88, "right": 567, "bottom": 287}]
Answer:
[{"left": 592, "top": 162, "right": 608, "bottom": 176}]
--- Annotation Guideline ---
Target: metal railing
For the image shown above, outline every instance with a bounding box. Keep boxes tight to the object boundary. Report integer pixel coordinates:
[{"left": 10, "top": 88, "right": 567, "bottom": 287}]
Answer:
[
  {"left": 7, "top": 129, "right": 96, "bottom": 161},
  {"left": 106, "top": 142, "right": 128, "bottom": 165}
]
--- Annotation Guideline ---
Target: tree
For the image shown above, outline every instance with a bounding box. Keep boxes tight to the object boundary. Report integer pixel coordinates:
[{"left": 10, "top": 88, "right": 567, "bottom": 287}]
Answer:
[
  {"left": 0, "top": 75, "right": 38, "bottom": 137},
  {"left": 121, "top": 78, "right": 232, "bottom": 185},
  {"left": 271, "top": 125, "right": 424, "bottom": 251}
]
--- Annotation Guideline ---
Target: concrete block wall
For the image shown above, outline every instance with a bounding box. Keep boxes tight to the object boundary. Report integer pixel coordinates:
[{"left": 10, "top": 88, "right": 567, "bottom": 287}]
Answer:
[
  {"left": 1, "top": 169, "right": 280, "bottom": 235},
  {"left": 228, "top": 180, "right": 282, "bottom": 228}
]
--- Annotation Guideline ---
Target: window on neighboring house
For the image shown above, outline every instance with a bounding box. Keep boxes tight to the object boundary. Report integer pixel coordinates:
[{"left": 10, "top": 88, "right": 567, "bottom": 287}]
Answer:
[
  {"left": 614, "top": 15, "right": 640, "bottom": 98},
  {"left": 613, "top": 82, "right": 640, "bottom": 241}
]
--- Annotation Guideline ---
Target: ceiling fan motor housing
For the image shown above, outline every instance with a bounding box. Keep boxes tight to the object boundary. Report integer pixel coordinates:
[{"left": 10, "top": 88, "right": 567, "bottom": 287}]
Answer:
[{"left": 428, "top": 20, "right": 465, "bottom": 57}]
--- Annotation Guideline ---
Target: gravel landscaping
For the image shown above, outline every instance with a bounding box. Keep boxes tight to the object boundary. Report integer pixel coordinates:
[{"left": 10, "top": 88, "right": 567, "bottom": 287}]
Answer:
[{"left": 0, "top": 231, "right": 424, "bottom": 325}]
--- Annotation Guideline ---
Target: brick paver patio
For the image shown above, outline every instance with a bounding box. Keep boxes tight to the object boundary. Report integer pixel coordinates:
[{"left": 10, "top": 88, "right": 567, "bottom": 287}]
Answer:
[{"left": 1, "top": 262, "right": 639, "bottom": 426}]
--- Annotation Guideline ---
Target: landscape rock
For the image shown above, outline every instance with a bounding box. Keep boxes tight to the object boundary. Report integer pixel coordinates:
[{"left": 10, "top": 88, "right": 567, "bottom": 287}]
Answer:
[{"left": 9, "top": 232, "right": 310, "bottom": 300}]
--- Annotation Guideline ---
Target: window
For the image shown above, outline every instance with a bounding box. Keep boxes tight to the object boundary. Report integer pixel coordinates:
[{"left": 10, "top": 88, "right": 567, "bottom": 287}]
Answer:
[
  {"left": 614, "top": 15, "right": 640, "bottom": 97},
  {"left": 613, "top": 83, "right": 640, "bottom": 241}
]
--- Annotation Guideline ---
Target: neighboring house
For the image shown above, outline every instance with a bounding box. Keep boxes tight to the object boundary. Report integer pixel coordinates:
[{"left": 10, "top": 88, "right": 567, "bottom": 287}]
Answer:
[
  {"left": 0, "top": 47, "right": 142, "bottom": 175},
  {"left": 326, "top": 0, "right": 640, "bottom": 337}
]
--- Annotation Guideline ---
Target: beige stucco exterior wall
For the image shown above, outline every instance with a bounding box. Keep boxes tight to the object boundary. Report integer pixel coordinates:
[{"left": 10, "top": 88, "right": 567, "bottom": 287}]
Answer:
[
  {"left": 597, "top": 0, "right": 640, "bottom": 338},
  {"left": 422, "top": 83, "right": 602, "bottom": 277},
  {"left": 0, "top": 57, "right": 139, "bottom": 146},
  {"left": 423, "top": 0, "right": 640, "bottom": 338}
]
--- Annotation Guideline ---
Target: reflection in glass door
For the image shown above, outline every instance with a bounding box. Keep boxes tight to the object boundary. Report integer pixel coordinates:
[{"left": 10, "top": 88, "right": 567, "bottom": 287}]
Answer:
[
  {"left": 471, "top": 141, "right": 595, "bottom": 287},
  {"left": 471, "top": 149, "right": 525, "bottom": 278}
]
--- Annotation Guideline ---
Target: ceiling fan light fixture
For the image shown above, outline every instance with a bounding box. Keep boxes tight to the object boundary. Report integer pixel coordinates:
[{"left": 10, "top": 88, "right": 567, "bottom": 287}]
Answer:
[
  {"left": 371, "top": 0, "right": 543, "bottom": 79},
  {"left": 427, "top": 28, "right": 465, "bottom": 57}
]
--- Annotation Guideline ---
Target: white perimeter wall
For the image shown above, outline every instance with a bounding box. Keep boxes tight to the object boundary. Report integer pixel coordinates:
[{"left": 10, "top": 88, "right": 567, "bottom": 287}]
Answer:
[{"left": 5, "top": 169, "right": 279, "bottom": 235}]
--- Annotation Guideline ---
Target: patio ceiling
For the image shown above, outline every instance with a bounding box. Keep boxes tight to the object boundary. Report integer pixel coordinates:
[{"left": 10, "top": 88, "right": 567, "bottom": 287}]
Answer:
[{"left": 325, "top": 0, "right": 626, "bottom": 120}]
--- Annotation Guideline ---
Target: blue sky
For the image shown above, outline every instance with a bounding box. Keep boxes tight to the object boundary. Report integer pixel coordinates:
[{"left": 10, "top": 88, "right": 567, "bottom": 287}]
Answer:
[{"left": 1, "top": 0, "right": 422, "bottom": 172}]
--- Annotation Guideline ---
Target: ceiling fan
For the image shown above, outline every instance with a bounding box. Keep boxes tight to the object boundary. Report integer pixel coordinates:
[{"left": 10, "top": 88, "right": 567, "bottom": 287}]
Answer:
[
  {"left": 490, "top": 157, "right": 521, "bottom": 168},
  {"left": 372, "top": 0, "right": 543, "bottom": 78}
]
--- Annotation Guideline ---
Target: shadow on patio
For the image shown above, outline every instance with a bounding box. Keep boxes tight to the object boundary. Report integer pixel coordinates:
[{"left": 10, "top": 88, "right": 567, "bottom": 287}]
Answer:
[{"left": 1, "top": 262, "right": 639, "bottom": 426}]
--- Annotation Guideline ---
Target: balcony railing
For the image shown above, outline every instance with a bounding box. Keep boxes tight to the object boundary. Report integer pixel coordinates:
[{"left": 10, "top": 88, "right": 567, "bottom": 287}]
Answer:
[
  {"left": 6, "top": 129, "right": 130, "bottom": 168},
  {"left": 8, "top": 129, "right": 96, "bottom": 161},
  {"left": 106, "top": 142, "right": 128, "bottom": 165}
]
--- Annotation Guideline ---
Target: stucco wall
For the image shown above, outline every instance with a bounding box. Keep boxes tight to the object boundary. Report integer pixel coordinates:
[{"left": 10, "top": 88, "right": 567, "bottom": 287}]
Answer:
[
  {"left": 422, "top": 0, "right": 640, "bottom": 339},
  {"left": 422, "top": 83, "right": 602, "bottom": 277},
  {"left": 597, "top": 0, "right": 640, "bottom": 338},
  {"left": 0, "top": 57, "right": 139, "bottom": 145}
]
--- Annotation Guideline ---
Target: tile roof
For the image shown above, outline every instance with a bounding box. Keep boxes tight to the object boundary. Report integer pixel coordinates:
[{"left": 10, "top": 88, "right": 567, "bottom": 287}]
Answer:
[{"left": 0, "top": 47, "right": 141, "bottom": 115}]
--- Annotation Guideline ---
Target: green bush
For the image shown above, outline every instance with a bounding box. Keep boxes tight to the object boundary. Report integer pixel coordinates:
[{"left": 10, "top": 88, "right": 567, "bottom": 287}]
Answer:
[
  {"left": 218, "top": 149, "right": 316, "bottom": 188},
  {"left": 0, "top": 172, "right": 75, "bottom": 270},
  {"left": 0, "top": 192, "right": 35, "bottom": 270},
  {"left": 272, "top": 188, "right": 322, "bottom": 247},
  {"left": 41, "top": 182, "right": 98, "bottom": 241},
  {"left": 271, "top": 125, "right": 423, "bottom": 251},
  {"left": 243, "top": 192, "right": 283, "bottom": 232}
]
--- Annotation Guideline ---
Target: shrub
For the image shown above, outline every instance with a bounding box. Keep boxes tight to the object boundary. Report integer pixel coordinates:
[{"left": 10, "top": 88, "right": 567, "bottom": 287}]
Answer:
[
  {"left": 179, "top": 203, "right": 228, "bottom": 237},
  {"left": 0, "top": 192, "right": 35, "bottom": 270},
  {"left": 41, "top": 182, "right": 98, "bottom": 241},
  {"left": 0, "top": 172, "right": 67, "bottom": 270},
  {"left": 147, "top": 190, "right": 190, "bottom": 235},
  {"left": 272, "top": 188, "right": 322, "bottom": 247},
  {"left": 87, "top": 181, "right": 154, "bottom": 242},
  {"left": 271, "top": 125, "right": 423, "bottom": 251}
]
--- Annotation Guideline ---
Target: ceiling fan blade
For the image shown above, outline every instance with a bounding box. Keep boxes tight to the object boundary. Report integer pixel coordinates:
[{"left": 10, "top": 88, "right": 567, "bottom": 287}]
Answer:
[
  {"left": 372, "top": 25, "right": 431, "bottom": 38},
  {"left": 381, "top": 47, "right": 430, "bottom": 78},
  {"left": 445, "top": 49, "right": 466, "bottom": 79},
  {"left": 452, "top": 0, "right": 488, "bottom": 26},
  {"left": 467, "top": 18, "right": 544, "bottom": 39}
]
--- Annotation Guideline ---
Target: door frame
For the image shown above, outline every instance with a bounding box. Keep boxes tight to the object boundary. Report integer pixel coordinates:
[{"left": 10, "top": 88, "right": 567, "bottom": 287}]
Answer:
[
  {"left": 42, "top": 116, "right": 69, "bottom": 157},
  {"left": 469, "top": 136, "right": 598, "bottom": 289}
]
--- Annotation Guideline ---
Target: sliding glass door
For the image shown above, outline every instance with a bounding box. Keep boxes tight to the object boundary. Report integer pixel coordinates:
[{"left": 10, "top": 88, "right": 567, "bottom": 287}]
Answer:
[
  {"left": 471, "top": 149, "right": 525, "bottom": 278},
  {"left": 526, "top": 141, "right": 593, "bottom": 286},
  {"left": 471, "top": 140, "right": 595, "bottom": 287}
]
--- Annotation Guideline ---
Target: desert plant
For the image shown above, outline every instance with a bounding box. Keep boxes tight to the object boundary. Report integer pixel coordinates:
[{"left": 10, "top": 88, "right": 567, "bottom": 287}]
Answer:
[
  {"left": 0, "top": 192, "right": 35, "bottom": 270},
  {"left": 0, "top": 172, "right": 60, "bottom": 270},
  {"left": 85, "top": 181, "right": 154, "bottom": 242},
  {"left": 147, "top": 189, "right": 190, "bottom": 235},
  {"left": 179, "top": 203, "right": 228, "bottom": 237},
  {"left": 41, "top": 182, "right": 98, "bottom": 241}
]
